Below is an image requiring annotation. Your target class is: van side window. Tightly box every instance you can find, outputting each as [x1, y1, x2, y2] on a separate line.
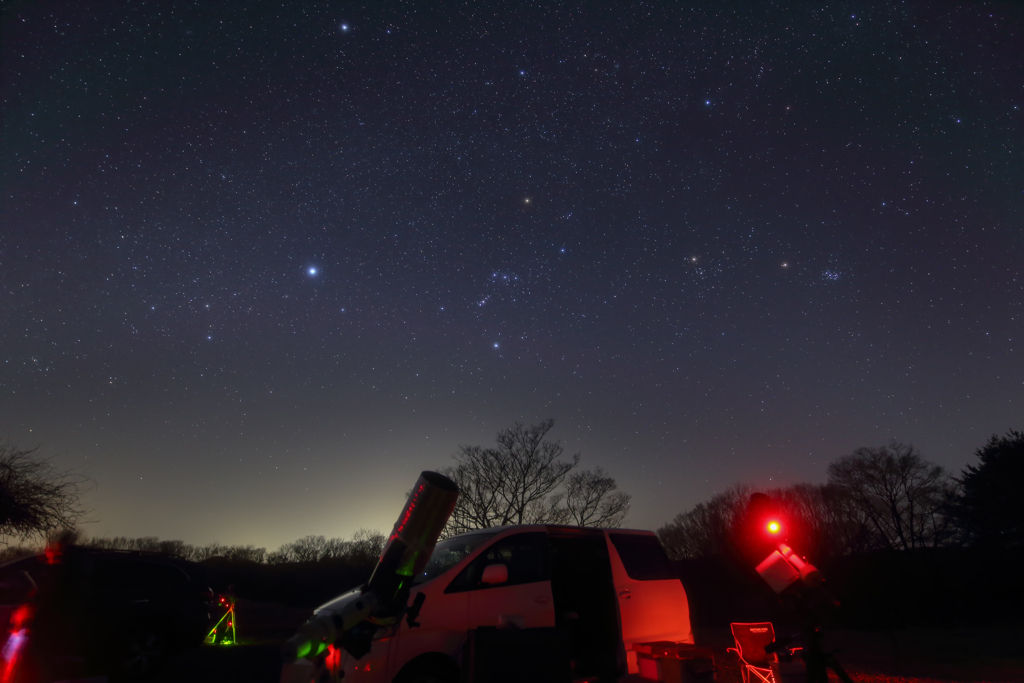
[609, 533, 676, 581]
[445, 532, 548, 593]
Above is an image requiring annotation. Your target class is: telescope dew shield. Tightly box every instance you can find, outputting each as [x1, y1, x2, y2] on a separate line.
[368, 471, 459, 604]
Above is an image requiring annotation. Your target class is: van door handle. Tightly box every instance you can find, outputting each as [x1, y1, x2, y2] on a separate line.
[534, 596, 550, 604]
[618, 590, 631, 599]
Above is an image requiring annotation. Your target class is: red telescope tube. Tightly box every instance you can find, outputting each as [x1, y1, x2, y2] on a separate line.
[368, 470, 459, 604]
[283, 471, 458, 663]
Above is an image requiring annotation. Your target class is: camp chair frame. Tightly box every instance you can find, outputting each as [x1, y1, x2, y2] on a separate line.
[727, 622, 778, 683]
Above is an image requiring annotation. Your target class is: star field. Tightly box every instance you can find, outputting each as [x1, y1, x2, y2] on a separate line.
[1, 1, 1021, 548]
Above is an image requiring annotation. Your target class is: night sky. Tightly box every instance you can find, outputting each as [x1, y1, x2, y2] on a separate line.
[3, 1, 1021, 550]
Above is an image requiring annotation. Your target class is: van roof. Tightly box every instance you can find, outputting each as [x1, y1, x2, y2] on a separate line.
[445, 525, 657, 541]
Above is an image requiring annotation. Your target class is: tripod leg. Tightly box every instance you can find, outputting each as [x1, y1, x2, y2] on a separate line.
[826, 655, 855, 683]
[207, 609, 230, 644]
[803, 659, 829, 683]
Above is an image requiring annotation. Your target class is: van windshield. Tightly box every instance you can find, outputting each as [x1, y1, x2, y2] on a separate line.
[414, 531, 500, 585]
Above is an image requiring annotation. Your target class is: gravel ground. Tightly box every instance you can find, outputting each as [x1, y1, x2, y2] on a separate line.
[150, 643, 283, 683]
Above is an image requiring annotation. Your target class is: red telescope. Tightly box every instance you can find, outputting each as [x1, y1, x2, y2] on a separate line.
[283, 471, 459, 663]
[368, 470, 460, 605]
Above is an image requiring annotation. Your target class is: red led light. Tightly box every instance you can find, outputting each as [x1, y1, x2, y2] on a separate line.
[766, 520, 781, 534]
[44, 544, 62, 565]
[2, 604, 33, 682]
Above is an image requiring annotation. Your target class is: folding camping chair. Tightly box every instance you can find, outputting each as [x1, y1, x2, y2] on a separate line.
[727, 622, 778, 683]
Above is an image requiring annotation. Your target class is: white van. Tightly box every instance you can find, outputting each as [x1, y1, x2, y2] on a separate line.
[322, 524, 693, 683]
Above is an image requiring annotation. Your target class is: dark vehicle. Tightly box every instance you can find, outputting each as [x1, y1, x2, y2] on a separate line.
[0, 546, 212, 681]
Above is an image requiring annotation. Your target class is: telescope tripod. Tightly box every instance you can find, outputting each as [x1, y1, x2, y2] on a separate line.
[787, 627, 854, 683]
[205, 595, 237, 646]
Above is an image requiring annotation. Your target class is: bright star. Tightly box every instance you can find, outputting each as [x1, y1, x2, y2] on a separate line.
[308, 267, 318, 276]
[493, 343, 499, 348]
[340, 23, 349, 32]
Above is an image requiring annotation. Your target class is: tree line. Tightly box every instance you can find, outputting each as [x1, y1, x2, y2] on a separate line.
[2, 419, 626, 560]
[657, 431, 1023, 562]
[7, 423, 1017, 567]
[0, 529, 387, 565]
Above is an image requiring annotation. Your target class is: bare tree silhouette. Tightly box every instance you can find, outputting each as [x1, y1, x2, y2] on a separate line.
[0, 444, 87, 544]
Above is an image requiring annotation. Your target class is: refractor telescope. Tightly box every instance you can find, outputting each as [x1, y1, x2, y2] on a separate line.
[282, 471, 459, 663]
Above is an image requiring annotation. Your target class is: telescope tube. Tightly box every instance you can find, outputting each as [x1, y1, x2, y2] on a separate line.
[368, 470, 459, 604]
[282, 471, 458, 663]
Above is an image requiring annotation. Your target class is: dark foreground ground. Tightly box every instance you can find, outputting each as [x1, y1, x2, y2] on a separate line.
[144, 602, 1024, 683]
[697, 627, 1024, 683]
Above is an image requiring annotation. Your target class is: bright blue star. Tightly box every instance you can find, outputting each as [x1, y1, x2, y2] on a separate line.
[493, 343, 500, 348]
[339, 23, 349, 32]
[308, 267, 318, 276]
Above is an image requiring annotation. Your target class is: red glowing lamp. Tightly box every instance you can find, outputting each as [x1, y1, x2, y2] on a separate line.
[766, 520, 781, 535]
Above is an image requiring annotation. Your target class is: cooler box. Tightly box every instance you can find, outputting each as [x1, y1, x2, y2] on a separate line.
[635, 641, 715, 683]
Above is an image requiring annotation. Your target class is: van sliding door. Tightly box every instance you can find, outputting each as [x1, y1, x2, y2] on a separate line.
[607, 532, 694, 672]
[547, 529, 622, 680]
